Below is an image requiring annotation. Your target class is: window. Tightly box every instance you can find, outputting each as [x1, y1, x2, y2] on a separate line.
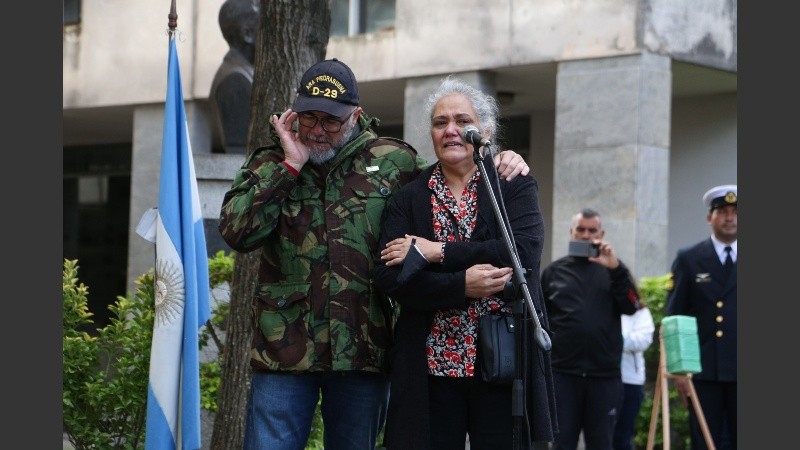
[331, 0, 395, 37]
[64, 0, 81, 26]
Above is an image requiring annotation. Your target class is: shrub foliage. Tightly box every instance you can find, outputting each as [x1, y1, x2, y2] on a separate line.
[63, 258, 154, 449]
[62, 252, 326, 449]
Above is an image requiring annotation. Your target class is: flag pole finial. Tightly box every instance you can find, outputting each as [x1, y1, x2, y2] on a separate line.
[168, 0, 178, 35]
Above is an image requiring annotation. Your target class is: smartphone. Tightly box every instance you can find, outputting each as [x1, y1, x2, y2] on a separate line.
[568, 240, 600, 257]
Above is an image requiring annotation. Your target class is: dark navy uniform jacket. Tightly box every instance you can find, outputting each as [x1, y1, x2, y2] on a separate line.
[666, 237, 737, 382]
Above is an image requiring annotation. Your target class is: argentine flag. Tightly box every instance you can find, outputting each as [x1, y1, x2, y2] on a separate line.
[144, 36, 211, 450]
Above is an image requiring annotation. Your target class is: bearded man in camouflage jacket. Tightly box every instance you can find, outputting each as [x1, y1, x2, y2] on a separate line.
[219, 58, 530, 450]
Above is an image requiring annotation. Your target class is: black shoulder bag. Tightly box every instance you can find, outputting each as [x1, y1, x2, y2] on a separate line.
[478, 313, 516, 384]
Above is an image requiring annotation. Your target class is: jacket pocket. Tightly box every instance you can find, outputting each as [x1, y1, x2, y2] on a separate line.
[255, 282, 312, 368]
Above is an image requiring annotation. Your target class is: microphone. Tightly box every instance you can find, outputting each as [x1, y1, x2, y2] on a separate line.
[461, 125, 491, 148]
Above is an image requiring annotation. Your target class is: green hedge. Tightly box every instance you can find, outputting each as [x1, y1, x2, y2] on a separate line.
[63, 252, 326, 450]
[63, 258, 154, 449]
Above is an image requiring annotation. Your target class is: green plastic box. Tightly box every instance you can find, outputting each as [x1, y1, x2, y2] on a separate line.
[662, 315, 702, 374]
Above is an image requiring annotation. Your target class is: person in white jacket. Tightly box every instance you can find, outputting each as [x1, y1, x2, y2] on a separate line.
[613, 304, 655, 450]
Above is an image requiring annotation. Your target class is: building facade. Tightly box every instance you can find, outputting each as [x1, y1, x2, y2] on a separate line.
[63, 0, 737, 326]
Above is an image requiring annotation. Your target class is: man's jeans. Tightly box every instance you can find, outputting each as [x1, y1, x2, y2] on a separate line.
[243, 370, 390, 450]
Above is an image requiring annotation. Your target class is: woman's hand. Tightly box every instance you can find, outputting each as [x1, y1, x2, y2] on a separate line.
[381, 234, 439, 266]
[465, 264, 512, 298]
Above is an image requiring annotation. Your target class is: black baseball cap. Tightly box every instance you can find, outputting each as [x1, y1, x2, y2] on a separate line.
[292, 58, 359, 117]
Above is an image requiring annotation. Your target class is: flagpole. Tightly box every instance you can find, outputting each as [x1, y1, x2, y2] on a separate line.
[168, 0, 177, 36]
[144, 2, 211, 448]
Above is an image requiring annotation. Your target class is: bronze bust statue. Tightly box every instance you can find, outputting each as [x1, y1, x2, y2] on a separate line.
[209, 0, 259, 154]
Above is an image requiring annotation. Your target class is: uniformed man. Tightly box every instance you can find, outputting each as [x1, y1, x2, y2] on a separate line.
[666, 184, 737, 450]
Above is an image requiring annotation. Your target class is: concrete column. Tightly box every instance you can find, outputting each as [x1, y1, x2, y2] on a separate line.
[403, 71, 497, 165]
[552, 53, 671, 278]
[127, 104, 162, 293]
[529, 110, 556, 267]
[126, 102, 240, 294]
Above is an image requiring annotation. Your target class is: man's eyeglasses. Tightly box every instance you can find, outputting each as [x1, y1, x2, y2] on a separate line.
[297, 109, 355, 133]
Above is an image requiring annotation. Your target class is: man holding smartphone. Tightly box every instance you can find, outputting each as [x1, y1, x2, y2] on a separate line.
[541, 207, 641, 450]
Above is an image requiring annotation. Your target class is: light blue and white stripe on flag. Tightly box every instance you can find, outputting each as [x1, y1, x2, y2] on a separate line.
[145, 35, 211, 450]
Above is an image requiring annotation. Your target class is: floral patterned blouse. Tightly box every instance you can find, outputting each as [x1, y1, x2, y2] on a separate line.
[425, 163, 510, 378]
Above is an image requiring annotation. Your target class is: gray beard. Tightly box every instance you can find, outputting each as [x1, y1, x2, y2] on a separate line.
[308, 148, 337, 165]
[308, 122, 358, 165]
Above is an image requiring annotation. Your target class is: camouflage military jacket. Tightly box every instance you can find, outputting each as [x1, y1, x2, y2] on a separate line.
[219, 114, 426, 373]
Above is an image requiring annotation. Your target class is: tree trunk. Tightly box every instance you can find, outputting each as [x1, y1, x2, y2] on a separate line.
[208, 251, 257, 450]
[249, 0, 331, 149]
[210, 2, 330, 449]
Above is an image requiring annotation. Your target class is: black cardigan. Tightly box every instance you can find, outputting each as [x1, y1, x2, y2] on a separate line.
[372, 162, 557, 449]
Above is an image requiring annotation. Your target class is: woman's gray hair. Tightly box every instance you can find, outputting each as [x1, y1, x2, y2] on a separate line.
[424, 76, 502, 142]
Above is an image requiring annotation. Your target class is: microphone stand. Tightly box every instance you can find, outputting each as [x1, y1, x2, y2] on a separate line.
[472, 143, 551, 450]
